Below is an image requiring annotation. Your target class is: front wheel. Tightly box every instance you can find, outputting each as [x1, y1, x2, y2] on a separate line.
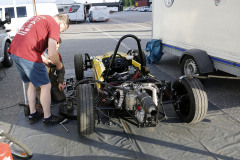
[172, 78, 208, 123]
[0, 132, 33, 159]
[74, 54, 84, 81]
[76, 84, 95, 135]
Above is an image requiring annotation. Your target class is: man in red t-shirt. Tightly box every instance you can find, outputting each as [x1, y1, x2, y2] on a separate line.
[9, 14, 69, 126]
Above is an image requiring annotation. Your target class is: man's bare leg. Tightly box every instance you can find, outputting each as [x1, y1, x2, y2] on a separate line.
[27, 82, 37, 114]
[40, 82, 51, 118]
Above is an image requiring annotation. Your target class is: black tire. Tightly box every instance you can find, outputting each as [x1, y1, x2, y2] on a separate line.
[76, 84, 95, 135]
[74, 54, 84, 81]
[24, 105, 30, 116]
[2, 42, 13, 67]
[181, 56, 200, 78]
[0, 132, 33, 159]
[172, 77, 208, 123]
[133, 49, 146, 66]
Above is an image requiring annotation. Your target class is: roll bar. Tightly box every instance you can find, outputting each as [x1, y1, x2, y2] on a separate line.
[105, 34, 146, 78]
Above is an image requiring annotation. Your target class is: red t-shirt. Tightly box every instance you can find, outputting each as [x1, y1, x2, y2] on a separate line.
[8, 15, 60, 63]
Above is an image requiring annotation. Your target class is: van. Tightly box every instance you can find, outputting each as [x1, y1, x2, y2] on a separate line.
[0, 12, 12, 67]
[0, 3, 58, 37]
[89, 6, 110, 22]
[67, 3, 91, 23]
[57, 4, 71, 14]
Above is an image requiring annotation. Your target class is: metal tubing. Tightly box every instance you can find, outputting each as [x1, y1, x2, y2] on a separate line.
[22, 81, 28, 105]
[106, 34, 145, 78]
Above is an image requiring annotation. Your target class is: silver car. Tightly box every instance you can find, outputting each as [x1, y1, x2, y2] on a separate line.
[0, 11, 12, 67]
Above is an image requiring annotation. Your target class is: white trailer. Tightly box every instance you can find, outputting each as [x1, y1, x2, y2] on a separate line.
[89, 6, 110, 22]
[152, 0, 240, 77]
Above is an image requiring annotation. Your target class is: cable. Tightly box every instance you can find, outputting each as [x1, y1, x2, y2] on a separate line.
[75, 79, 126, 91]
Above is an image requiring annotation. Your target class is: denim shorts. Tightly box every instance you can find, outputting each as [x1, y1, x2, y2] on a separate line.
[11, 54, 50, 87]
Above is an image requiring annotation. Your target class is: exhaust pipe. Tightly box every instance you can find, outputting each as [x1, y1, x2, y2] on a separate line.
[137, 92, 157, 116]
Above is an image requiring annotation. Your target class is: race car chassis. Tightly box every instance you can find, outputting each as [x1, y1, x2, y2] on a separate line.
[59, 34, 208, 135]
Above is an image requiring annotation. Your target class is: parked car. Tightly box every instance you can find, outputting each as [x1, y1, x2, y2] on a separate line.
[132, 7, 140, 11]
[131, 7, 137, 11]
[0, 12, 13, 67]
[123, 7, 132, 11]
[138, 6, 150, 12]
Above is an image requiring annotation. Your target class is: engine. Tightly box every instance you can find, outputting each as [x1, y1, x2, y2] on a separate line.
[114, 83, 159, 123]
[98, 52, 160, 125]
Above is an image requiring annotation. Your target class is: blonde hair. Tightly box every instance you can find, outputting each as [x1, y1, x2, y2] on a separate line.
[54, 14, 69, 29]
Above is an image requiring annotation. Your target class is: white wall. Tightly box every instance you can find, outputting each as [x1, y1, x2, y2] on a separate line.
[0, 0, 55, 5]
[153, 0, 240, 63]
[0, 0, 120, 5]
[55, 0, 120, 4]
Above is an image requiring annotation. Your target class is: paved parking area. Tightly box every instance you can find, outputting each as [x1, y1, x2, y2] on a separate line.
[0, 11, 240, 159]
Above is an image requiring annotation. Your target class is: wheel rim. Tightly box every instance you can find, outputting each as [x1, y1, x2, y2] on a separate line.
[184, 59, 197, 77]
[7, 53, 12, 63]
[6, 44, 13, 63]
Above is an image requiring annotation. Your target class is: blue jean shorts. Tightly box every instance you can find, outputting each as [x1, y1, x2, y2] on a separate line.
[11, 54, 50, 87]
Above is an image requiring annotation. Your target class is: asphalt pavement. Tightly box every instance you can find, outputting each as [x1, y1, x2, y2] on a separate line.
[0, 11, 240, 155]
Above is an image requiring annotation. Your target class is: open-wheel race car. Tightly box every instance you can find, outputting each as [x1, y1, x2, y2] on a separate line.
[60, 34, 208, 135]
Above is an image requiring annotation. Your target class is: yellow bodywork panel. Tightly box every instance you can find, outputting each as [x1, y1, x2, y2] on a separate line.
[92, 58, 105, 89]
[92, 51, 149, 90]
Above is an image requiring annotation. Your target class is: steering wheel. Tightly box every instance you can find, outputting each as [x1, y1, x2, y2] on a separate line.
[109, 53, 124, 69]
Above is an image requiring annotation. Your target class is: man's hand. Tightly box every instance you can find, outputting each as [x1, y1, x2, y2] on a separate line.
[58, 83, 65, 91]
[41, 55, 53, 67]
[56, 62, 63, 70]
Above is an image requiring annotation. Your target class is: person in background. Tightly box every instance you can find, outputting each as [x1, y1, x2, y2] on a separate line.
[9, 14, 69, 126]
[37, 37, 66, 104]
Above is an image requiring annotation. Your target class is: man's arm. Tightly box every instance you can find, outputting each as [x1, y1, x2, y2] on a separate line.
[56, 62, 65, 84]
[41, 54, 53, 67]
[56, 62, 65, 91]
[47, 38, 62, 70]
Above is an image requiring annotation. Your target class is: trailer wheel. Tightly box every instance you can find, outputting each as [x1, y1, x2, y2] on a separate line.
[2, 42, 13, 67]
[172, 77, 208, 123]
[74, 54, 84, 81]
[181, 56, 200, 78]
[76, 84, 95, 135]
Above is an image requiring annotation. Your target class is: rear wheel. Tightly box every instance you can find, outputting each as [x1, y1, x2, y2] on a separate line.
[76, 84, 95, 135]
[2, 42, 13, 67]
[172, 78, 208, 123]
[74, 54, 84, 81]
